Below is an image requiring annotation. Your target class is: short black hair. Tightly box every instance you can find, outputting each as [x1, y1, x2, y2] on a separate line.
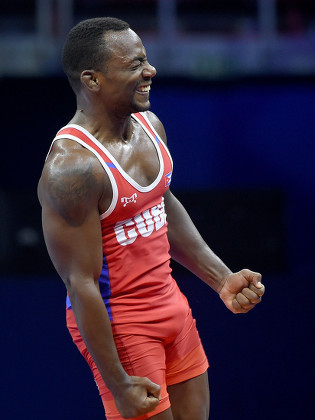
[62, 17, 130, 91]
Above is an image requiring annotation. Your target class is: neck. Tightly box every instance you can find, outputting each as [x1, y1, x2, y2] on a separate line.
[71, 103, 133, 144]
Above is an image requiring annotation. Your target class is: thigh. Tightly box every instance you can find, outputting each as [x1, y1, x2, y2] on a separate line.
[168, 371, 210, 420]
[68, 314, 173, 420]
[149, 407, 173, 419]
[96, 333, 173, 420]
[164, 312, 209, 389]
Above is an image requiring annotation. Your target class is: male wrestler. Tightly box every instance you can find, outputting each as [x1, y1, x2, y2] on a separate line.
[38, 17, 265, 420]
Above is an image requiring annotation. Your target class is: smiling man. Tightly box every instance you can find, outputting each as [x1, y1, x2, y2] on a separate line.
[38, 17, 265, 420]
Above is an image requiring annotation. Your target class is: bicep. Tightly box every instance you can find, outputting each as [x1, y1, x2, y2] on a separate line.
[164, 190, 183, 242]
[164, 189, 181, 223]
[42, 204, 103, 289]
[39, 150, 105, 289]
[164, 189, 202, 246]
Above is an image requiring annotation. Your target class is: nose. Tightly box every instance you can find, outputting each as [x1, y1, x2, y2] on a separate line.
[143, 62, 157, 78]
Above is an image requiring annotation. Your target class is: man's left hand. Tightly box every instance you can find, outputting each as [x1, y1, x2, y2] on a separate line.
[219, 269, 265, 314]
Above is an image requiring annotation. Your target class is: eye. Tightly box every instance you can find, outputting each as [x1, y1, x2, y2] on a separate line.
[130, 57, 148, 71]
[130, 60, 141, 70]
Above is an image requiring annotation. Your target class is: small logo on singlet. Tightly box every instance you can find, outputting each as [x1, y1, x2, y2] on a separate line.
[165, 171, 172, 187]
[121, 193, 137, 207]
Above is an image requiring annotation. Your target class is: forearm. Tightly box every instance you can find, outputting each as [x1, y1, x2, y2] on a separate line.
[68, 281, 128, 394]
[166, 192, 232, 293]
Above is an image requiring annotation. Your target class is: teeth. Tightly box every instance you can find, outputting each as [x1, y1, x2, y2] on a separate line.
[138, 85, 150, 92]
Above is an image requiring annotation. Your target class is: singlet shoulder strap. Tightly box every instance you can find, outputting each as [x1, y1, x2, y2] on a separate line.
[132, 112, 173, 167]
[47, 124, 118, 219]
[132, 112, 157, 139]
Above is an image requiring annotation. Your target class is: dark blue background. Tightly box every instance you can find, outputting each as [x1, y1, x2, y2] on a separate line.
[1, 76, 314, 419]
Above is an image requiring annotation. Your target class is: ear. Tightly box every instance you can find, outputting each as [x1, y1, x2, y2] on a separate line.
[80, 70, 100, 91]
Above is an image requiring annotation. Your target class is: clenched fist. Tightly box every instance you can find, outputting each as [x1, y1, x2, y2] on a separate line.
[114, 375, 161, 419]
[219, 269, 265, 314]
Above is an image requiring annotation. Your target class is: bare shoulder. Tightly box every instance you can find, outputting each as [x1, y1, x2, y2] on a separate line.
[38, 139, 106, 226]
[143, 111, 168, 144]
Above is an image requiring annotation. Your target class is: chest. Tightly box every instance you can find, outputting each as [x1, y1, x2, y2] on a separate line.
[105, 124, 160, 187]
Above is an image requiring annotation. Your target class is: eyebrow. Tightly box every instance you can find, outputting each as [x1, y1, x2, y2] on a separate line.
[130, 55, 147, 63]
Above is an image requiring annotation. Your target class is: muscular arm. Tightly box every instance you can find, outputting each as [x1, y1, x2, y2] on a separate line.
[164, 189, 231, 292]
[146, 111, 265, 313]
[38, 141, 160, 417]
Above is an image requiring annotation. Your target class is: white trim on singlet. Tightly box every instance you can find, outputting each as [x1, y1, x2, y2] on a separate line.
[50, 134, 118, 220]
[49, 113, 170, 220]
[133, 112, 174, 169]
[64, 122, 164, 193]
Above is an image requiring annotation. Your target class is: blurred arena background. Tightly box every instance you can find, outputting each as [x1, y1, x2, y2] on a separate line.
[0, 1, 314, 419]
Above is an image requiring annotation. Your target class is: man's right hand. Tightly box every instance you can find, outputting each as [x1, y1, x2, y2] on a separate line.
[114, 376, 161, 419]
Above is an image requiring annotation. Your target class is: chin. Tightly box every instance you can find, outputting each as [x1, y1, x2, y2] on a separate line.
[131, 101, 151, 113]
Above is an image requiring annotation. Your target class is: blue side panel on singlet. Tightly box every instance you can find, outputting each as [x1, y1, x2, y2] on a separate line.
[66, 253, 113, 321]
[98, 253, 113, 321]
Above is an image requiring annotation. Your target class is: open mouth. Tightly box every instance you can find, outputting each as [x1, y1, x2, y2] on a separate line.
[136, 85, 151, 94]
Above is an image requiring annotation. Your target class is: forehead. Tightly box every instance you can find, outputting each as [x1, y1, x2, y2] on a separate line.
[104, 29, 146, 64]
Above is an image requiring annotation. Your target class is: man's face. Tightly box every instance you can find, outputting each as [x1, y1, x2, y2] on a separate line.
[99, 29, 156, 114]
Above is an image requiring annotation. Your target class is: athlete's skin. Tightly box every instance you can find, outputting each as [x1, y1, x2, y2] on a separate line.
[38, 26, 265, 419]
